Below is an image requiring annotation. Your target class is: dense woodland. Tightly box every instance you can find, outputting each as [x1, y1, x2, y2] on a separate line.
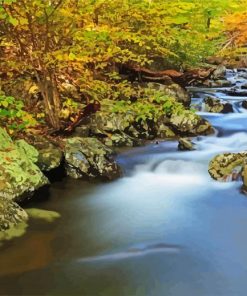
[0, 0, 246, 135]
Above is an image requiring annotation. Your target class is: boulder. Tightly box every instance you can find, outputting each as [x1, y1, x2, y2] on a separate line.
[73, 126, 90, 137]
[203, 97, 233, 113]
[64, 137, 122, 180]
[211, 65, 226, 80]
[103, 132, 142, 147]
[208, 152, 247, 181]
[89, 111, 155, 141]
[0, 129, 49, 203]
[89, 112, 132, 136]
[29, 136, 63, 171]
[0, 197, 28, 231]
[169, 112, 213, 136]
[157, 123, 176, 139]
[214, 80, 232, 87]
[178, 138, 196, 151]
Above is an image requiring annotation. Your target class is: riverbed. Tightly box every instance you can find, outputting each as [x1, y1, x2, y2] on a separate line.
[1, 70, 247, 295]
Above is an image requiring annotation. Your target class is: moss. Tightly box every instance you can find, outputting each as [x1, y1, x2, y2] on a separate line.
[209, 152, 247, 181]
[15, 139, 39, 163]
[0, 128, 49, 202]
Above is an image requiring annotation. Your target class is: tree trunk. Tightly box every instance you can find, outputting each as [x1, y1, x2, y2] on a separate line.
[35, 70, 61, 130]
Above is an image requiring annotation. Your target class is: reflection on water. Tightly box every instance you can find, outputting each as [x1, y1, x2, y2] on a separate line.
[2, 70, 247, 295]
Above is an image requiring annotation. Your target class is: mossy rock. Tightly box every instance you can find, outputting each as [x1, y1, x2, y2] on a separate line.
[208, 152, 247, 181]
[103, 132, 142, 147]
[178, 138, 196, 151]
[203, 97, 233, 114]
[0, 128, 49, 202]
[169, 112, 213, 136]
[146, 82, 191, 107]
[157, 124, 176, 139]
[90, 112, 133, 135]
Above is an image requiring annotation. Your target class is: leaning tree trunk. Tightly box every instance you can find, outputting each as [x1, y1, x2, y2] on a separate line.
[35, 70, 61, 130]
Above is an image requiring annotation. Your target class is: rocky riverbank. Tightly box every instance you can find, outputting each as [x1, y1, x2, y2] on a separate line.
[0, 65, 231, 232]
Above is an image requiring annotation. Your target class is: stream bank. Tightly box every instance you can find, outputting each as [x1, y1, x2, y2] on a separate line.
[1, 68, 247, 295]
[1, 66, 224, 232]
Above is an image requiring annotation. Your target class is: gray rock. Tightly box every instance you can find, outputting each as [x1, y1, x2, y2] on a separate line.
[202, 79, 231, 88]
[74, 126, 90, 137]
[169, 112, 213, 136]
[211, 65, 226, 80]
[29, 136, 63, 171]
[203, 97, 233, 113]
[103, 132, 142, 147]
[178, 138, 195, 151]
[0, 197, 28, 231]
[89, 112, 132, 136]
[64, 137, 122, 180]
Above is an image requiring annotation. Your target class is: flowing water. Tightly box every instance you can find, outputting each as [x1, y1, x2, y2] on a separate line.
[2, 70, 247, 295]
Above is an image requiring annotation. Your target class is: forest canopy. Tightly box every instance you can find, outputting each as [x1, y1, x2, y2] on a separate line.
[0, 0, 246, 131]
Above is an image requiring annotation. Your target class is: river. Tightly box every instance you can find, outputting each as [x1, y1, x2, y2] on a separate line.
[1, 69, 247, 295]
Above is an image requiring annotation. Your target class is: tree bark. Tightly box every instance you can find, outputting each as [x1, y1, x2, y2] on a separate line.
[35, 70, 61, 130]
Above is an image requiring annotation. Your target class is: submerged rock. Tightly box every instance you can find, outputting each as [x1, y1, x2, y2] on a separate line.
[0, 128, 49, 202]
[0, 221, 28, 245]
[203, 97, 233, 113]
[64, 137, 122, 180]
[178, 138, 196, 151]
[26, 208, 61, 222]
[208, 152, 247, 181]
